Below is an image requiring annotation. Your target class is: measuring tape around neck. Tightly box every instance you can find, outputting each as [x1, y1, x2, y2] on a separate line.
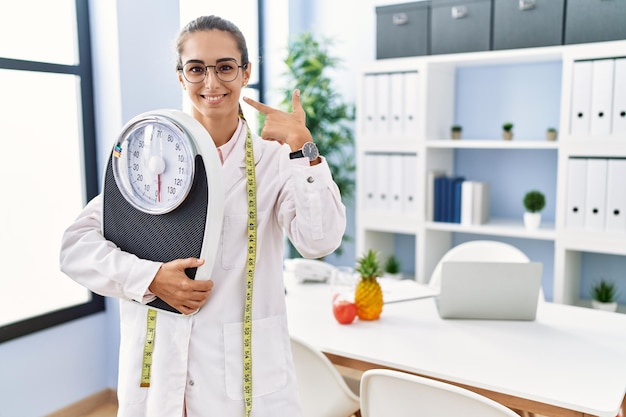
[138, 121, 257, 417]
[243, 123, 257, 417]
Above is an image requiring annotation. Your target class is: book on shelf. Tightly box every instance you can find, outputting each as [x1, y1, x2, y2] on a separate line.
[461, 181, 490, 225]
[426, 170, 446, 221]
[430, 173, 489, 225]
[433, 174, 465, 223]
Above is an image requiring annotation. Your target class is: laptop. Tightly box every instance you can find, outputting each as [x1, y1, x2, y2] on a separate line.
[436, 261, 543, 320]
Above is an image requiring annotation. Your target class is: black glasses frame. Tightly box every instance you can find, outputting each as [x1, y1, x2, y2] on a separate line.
[177, 60, 249, 84]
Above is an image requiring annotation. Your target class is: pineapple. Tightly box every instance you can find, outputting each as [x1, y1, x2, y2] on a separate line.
[354, 249, 384, 320]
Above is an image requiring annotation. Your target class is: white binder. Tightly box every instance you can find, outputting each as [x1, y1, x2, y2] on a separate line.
[363, 153, 378, 211]
[460, 180, 475, 226]
[570, 61, 593, 136]
[565, 158, 587, 229]
[605, 159, 626, 233]
[403, 71, 420, 134]
[389, 153, 404, 213]
[376, 154, 391, 211]
[363, 74, 377, 135]
[426, 170, 445, 221]
[590, 59, 615, 136]
[402, 154, 418, 214]
[390, 73, 404, 137]
[375, 74, 390, 135]
[612, 58, 626, 136]
[472, 182, 490, 225]
[584, 158, 608, 231]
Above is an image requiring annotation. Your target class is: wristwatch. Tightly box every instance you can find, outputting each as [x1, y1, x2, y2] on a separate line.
[289, 142, 319, 161]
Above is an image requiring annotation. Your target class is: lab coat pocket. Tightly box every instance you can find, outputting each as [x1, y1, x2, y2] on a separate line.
[221, 210, 268, 270]
[223, 315, 288, 399]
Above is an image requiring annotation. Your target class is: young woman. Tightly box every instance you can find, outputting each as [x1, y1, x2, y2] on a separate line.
[60, 15, 346, 417]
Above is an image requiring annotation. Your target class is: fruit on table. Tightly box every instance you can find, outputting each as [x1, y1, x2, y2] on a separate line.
[354, 249, 384, 320]
[333, 300, 357, 324]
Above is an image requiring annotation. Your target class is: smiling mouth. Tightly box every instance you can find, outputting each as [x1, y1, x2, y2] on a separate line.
[202, 94, 226, 102]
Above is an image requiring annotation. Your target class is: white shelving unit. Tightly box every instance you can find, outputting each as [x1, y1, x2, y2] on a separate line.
[355, 40, 626, 308]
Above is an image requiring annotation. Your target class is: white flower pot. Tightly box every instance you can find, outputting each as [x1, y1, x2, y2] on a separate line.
[524, 212, 541, 230]
[591, 300, 618, 312]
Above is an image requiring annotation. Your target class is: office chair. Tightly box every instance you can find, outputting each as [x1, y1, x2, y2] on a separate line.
[360, 369, 520, 417]
[428, 240, 544, 301]
[290, 335, 361, 417]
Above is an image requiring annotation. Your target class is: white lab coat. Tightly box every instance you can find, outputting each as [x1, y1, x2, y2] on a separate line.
[60, 123, 346, 417]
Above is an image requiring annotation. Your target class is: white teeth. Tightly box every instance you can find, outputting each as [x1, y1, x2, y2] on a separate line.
[205, 95, 223, 102]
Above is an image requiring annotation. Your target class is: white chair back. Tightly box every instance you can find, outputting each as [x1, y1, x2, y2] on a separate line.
[290, 336, 360, 417]
[360, 369, 520, 417]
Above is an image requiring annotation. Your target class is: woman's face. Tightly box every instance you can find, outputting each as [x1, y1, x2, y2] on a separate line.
[178, 29, 251, 122]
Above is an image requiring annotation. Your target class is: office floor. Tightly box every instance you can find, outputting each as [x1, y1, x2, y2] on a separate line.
[80, 403, 117, 417]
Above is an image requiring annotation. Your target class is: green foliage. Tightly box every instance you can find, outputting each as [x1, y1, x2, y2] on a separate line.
[356, 249, 383, 279]
[451, 125, 462, 132]
[273, 32, 356, 258]
[523, 190, 546, 213]
[547, 127, 557, 133]
[276, 32, 355, 202]
[592, 279, 618, 303]
[502, 122, 514, 131]
[384, 255, 401, 274]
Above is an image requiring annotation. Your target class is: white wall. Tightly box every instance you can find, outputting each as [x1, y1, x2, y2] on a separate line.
[288, 0, 411, 104]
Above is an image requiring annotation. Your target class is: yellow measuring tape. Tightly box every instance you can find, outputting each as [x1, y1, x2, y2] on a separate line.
[243, 125, 257, 417]
[140, 308, 157, 387]
[138, 122, 257, 417]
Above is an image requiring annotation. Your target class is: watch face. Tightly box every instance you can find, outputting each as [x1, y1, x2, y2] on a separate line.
[302, 142, 319, 161]
[112, 116, 196, 214]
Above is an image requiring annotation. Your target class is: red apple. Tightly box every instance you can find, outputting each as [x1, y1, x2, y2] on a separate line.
[333, 300, 357, 324]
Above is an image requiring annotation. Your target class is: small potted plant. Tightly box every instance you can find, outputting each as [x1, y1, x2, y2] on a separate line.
[591, 279, 618, 312]
[523, 190, 545, 230]
[451, 125, 462, 140]
[383, 255, 402, 280]
[546, 127, 558, 141]
[502, 122, 514, 140]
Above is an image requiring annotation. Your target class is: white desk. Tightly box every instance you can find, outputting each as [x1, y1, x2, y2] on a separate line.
[284, 278, 626, 417]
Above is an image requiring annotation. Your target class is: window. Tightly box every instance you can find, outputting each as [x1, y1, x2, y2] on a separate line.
[0, 0, 102, 343]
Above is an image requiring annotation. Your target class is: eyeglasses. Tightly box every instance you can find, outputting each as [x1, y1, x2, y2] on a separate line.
[178, 59, 248, 83]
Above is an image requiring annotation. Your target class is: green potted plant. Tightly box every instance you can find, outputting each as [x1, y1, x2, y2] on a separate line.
[591, 279, 618, 312]
[451, 124, 462, 140]
[274, 32, 356, 258]
[383, 254, 402, 280]
[546, 127, 558, 142]
[502, 122, 514, 140]
[523, 190, 545, 230]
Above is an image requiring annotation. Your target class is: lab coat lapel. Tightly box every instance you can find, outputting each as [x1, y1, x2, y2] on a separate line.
[221, 127, 263, 197]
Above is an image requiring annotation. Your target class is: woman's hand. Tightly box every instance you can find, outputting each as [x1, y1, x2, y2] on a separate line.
[243, 89, 314, 152]
[148, 258, 213, 315]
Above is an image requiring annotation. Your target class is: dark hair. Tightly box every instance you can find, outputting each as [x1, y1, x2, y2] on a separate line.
[175, 15, 249, 70]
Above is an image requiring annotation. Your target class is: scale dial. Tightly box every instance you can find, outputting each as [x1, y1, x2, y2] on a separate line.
[112, 115, 196, 214]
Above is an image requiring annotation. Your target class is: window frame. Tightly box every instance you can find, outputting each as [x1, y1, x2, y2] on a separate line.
[0, 0, 103, 343]
[255, 0, 266, 103]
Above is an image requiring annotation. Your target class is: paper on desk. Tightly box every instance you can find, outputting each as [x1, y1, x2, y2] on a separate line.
[379, 278, 440, 304]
